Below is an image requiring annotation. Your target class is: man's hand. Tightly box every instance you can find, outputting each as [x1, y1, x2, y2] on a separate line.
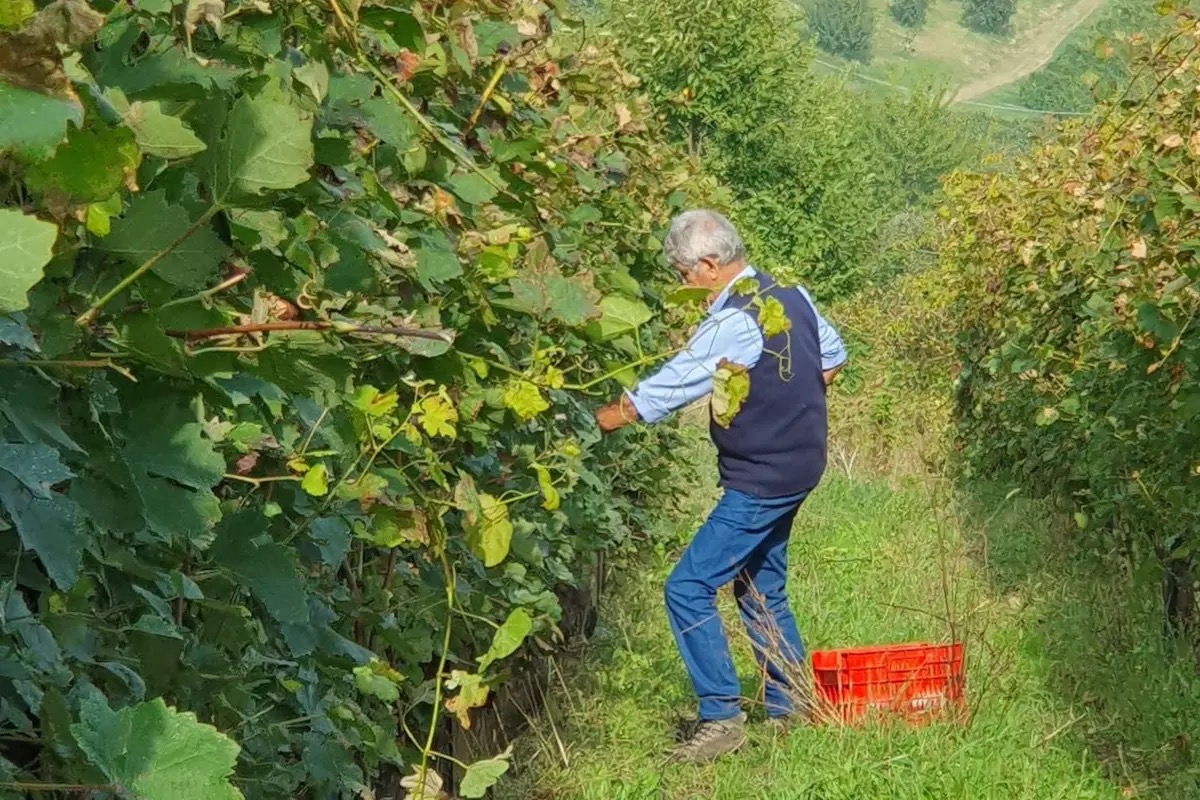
[823, 365, 844, 387]
[595, 394, 639, 433]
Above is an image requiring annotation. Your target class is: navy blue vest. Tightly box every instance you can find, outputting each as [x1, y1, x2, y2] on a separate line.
[709, 272, 828, 498]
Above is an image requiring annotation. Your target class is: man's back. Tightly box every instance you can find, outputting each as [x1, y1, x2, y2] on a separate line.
[709, 272, 828, 498]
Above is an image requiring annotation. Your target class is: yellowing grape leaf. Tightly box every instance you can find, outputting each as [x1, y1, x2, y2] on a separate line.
[444, 670, 489, 729]
[756, 296, 791, 337]
[533, 464, 559, 511]
[711, 359, 750, 428]
[369, 506, 428, 547]
[465, 493, 512, 567]
[502, 380, 549, 421]
[301, 463, 329, 496]
[351, 385, 399, 417]
[415, 390, 457, 439]
[503, 271, 601, 326]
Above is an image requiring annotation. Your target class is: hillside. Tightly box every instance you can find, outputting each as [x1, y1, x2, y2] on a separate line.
[809, 0, 1108, 101]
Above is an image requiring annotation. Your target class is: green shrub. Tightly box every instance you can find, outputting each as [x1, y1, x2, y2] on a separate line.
[962, 0, 1018, 34]
[943, 18, 1200, 626]
[807, 0, 876, 62]
[891, 0, 929, 28]
[0, 1, 712, 796]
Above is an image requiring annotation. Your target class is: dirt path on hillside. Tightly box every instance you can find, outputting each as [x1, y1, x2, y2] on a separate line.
[952, 0, 1106, 103]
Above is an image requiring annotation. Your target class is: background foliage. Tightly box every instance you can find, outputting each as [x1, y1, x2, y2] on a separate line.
[890, 0, 929, 30]
[0, 0, 719, 796]
[961, 0, 1018, 35]
[806, 0, 876, 63]
[944, 16, 1200, 631]
[601, 0, 992, 299]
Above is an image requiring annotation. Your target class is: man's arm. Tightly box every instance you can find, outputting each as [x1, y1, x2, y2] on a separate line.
[798, 286, 847, 386]
[595, 308, 761, 433]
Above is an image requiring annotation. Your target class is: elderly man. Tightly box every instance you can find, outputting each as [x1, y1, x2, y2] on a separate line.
[594, 210, 847, 763]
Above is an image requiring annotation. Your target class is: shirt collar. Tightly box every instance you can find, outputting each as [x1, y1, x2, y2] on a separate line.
[709, 265, 758, 313]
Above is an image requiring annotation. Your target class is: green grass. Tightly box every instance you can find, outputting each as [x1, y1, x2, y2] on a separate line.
[495, 437, 1200, 799]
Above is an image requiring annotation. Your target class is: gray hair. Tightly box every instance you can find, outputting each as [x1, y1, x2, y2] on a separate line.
[662, 210, 746, 268]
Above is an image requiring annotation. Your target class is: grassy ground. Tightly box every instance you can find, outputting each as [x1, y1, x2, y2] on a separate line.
[495, 434, 1200, 799]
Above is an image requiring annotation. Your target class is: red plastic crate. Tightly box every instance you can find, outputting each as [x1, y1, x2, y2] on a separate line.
[810, 642, 965, 724]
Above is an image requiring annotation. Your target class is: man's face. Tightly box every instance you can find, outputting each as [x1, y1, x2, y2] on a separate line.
[674, 257, 721, 288]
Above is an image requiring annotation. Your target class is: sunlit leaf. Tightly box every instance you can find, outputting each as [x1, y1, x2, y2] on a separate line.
[477, 608, 533, 672]
[465, 494, 513, 567]
[210, 87, 314, 202]
[72, 694, 243, 800]
[710, 359, 750, 428]
[502, 380, 549, 421]
[584, 295, 653, 341]
[0, 209, 57, 313]
[301, 463, 330, 496]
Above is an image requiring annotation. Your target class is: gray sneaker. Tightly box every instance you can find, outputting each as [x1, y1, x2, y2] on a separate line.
[668, 713, 747, 763]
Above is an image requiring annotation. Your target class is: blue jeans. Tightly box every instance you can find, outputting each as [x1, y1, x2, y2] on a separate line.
[664, 488, 809, 721]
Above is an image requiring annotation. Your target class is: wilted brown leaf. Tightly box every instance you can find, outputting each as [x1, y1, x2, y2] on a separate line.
[185, 0, 225, 35]
[0, 0, 104, 93]
[1130, 236, 1148, 259]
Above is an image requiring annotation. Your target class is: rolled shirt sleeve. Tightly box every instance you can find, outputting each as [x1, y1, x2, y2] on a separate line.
[625, 307, 763, 424]
[797, 286, 847, 371]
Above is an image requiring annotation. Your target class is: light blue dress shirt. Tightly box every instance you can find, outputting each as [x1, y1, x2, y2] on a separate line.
[627, 266, 847, 424]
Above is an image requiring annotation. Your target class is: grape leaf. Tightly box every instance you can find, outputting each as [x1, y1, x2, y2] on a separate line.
[504, 272, 601, 326]
[0, 374, 82, 452]
[100, 191, 228, 289]
[444, 670, 489, 729]
[360, 97, 418, 149]
[583, 295, 653, 341]
[71, 694, 243, 800]
[477, 608, 532, 673]
[414, 234, 462, 287]
[465, 494, 513, 567]
[710, 359, 750, 429]
[25, 125, 140, 204]
[756, 296, 790, 337]
[0, 474, 86, 589]
[309, 516, 351, 566]
[0, 208, 57, 313]
[447, 171, 500, 205]
[501, 380, 549, 421]
[0, 312, 37, 350]
[0, 82, 81, 158]
[353, 659, 403, 703]
[122, 98, 207, 159]
[210, 87, 314, 202]
[212, 512, 310, 625]
[300, 463, 329, 496]
[0, 443, 73, 497]
[123, 415, 225, 490]
[459, 755, 511, 799]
